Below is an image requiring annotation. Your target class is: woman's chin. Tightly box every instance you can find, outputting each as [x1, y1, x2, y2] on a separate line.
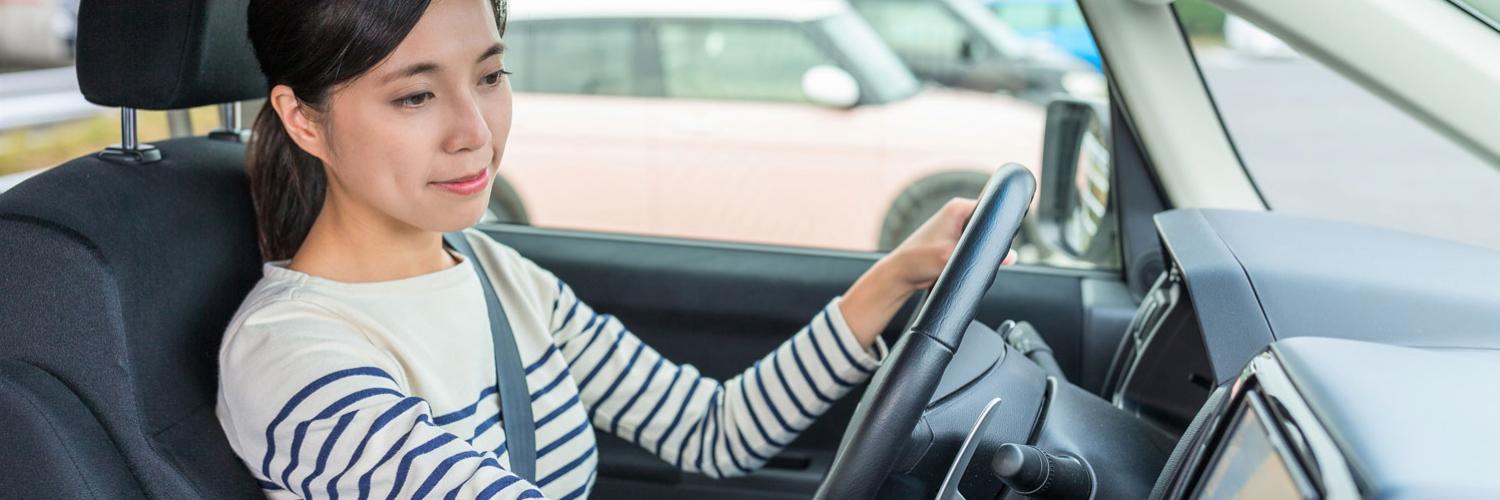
[425, 204, 490, 234]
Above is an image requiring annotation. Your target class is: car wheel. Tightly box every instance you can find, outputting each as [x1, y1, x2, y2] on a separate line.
[484, 175, 530, 225]
[878, 171, 988, 251]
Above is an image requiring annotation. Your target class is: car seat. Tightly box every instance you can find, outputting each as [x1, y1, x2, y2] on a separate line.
[0, 0, 269, 497]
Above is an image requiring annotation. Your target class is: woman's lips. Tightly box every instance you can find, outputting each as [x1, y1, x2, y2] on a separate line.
[431, 168, 491, 196]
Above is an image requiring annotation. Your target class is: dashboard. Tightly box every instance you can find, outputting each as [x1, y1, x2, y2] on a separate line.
[1101, 208, 1500, 431]
[1154, 349, 1357, 499]
[1106, 209, 1500, 498]
[908, 209, 1500, 499]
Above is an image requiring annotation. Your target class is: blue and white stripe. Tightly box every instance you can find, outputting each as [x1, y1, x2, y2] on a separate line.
[222, 249, 882, 499]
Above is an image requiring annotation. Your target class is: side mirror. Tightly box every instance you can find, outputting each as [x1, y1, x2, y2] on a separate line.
[802, 65, 861, 108]
[1023, 98, 1116, 265]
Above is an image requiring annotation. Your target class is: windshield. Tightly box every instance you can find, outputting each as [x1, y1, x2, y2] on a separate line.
[1179, 1, 1500, 251]
[819, 11, 923, 102]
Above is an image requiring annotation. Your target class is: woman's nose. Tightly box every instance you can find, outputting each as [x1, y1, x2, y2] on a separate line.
[442, 91, 490, 155]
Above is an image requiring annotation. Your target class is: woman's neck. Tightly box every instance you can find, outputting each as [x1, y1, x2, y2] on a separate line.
[287, 196, 458, 283]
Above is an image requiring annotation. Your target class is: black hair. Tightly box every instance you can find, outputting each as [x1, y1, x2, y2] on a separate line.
[245, 0, 507, 261]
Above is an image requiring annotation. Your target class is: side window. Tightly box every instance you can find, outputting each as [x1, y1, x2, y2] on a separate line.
[505, 21, 638, 96]
[655, 21, 836, 103]
[850, 0, 973, 64]
[489, 6, 1115, 270]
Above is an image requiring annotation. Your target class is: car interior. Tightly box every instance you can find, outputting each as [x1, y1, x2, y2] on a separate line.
[0, 2, 1139, 497]
[3, 0, 1498, 499]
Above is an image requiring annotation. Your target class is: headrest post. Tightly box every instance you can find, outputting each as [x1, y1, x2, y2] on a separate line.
[209, 101, 250, 143]
[219, 102, 240, 131]
[97, 107, 162, 165]
[121, 108, 139, 150]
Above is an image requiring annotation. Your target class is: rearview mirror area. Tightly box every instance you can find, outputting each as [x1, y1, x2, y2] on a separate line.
[1023, 97, 1118, 268]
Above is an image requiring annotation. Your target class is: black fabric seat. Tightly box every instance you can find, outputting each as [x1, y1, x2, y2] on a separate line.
[0, 0, 269, 497]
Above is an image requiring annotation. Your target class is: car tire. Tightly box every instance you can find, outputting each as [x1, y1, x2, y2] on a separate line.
[485, 175, 530, 225]
[878, 171, 990, 251]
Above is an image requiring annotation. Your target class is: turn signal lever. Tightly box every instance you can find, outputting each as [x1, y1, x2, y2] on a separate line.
[991, 443, 1094, 499]
[998, 321, 1065, 380]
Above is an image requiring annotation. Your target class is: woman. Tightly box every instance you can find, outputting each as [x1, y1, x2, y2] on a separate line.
[217, 0, 993, 498]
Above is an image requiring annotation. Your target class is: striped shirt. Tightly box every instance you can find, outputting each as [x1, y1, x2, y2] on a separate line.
[215, 230, 886, 499]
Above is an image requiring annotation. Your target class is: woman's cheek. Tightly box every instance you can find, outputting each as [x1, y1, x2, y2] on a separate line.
[372, 114, 431, 180]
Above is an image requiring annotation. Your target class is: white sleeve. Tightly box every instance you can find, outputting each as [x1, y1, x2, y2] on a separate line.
[544, 279, 887, 478]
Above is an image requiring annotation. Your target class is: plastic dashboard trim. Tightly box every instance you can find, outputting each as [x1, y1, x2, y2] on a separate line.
[1152, 210, 1276, 384]
[1161, 352, 1359, 499]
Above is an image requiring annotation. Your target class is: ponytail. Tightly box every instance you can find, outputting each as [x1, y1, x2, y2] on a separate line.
[246, 103, 325, 262]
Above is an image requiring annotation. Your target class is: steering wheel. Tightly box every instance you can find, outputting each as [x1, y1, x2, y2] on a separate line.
[816, 164, 1036, 499]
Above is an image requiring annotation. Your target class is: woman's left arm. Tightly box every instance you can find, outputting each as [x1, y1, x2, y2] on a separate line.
[542, 198, 991, 478]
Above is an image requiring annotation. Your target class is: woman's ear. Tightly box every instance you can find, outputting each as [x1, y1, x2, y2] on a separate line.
[268, 85, 332, 163]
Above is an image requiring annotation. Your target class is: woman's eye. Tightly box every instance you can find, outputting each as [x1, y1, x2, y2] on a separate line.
[481, 69, 512, 87]
[396, 92, 435, 108]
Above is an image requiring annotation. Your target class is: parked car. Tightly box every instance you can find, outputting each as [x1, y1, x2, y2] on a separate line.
[495, 0, 1045, 251]
[846, 0, 1102, 103]
[985, 0, 1102, 70]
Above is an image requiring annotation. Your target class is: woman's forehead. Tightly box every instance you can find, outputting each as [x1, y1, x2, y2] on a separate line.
[379, 0, 506, 73]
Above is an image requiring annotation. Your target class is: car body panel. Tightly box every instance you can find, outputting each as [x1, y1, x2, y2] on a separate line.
[504, 88, 1041, 250]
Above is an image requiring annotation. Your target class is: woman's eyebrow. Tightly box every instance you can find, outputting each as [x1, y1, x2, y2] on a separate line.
[476, 42, 505, 64]
[382, 62, 440, 85]
[381, 42, 506, 85]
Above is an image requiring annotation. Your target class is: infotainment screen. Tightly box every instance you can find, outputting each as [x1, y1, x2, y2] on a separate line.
[1194, 394, 1309, 499]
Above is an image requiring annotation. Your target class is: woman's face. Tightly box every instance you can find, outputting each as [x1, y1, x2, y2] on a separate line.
[315, 0, 511, 233]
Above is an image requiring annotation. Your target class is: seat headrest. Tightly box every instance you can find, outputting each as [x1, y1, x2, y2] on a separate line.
[76, 0, 265, 110]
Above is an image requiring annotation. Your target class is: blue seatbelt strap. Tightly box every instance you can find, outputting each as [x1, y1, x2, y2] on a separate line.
[443, 232, 537, 482]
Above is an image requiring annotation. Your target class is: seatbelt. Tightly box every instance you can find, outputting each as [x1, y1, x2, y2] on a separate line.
[443, 232, 537, 482]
